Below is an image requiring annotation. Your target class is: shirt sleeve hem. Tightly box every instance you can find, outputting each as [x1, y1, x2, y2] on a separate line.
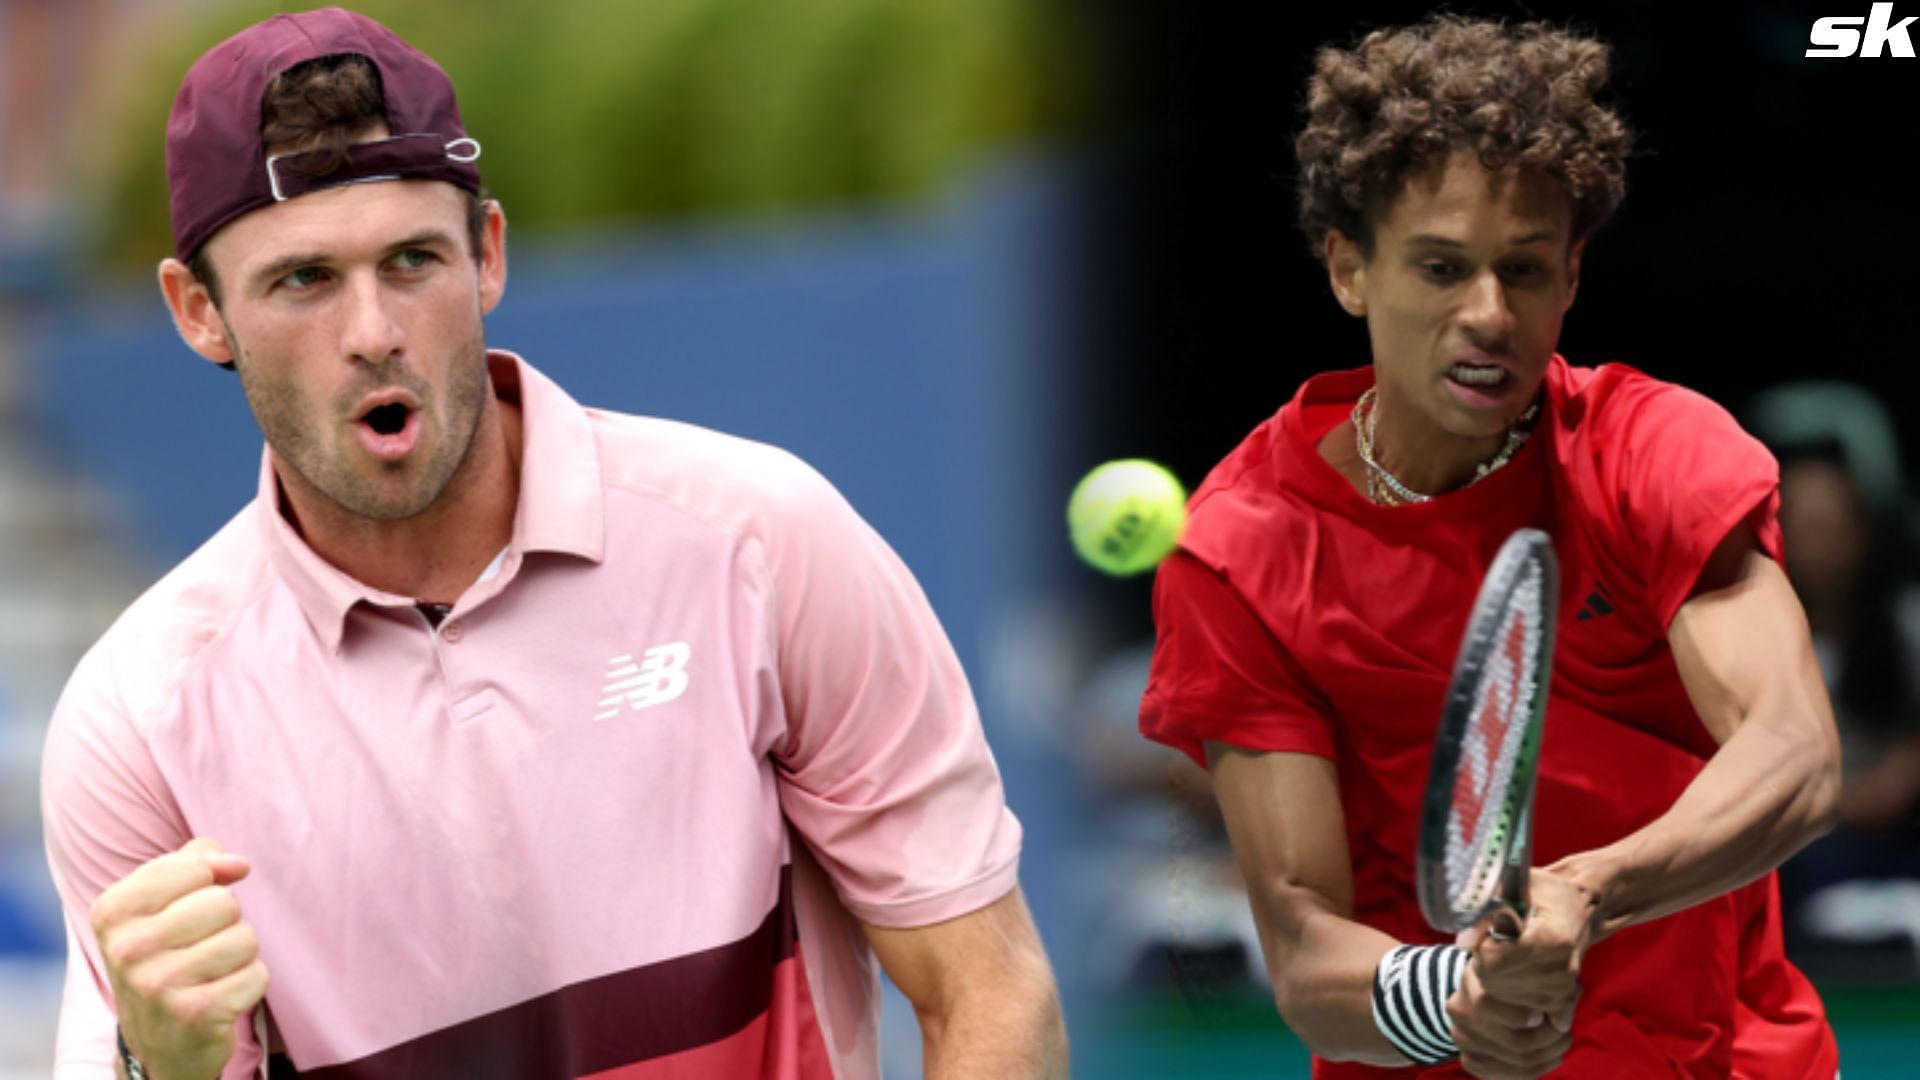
[1141, 703, 1338, 769]
[837, 851, 1022, 930]
[1653, 482, 1780, 632]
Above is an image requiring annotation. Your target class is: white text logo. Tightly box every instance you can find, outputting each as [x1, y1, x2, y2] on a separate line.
[595, 643, 691, 719]
[1809, 4, 1917, 57]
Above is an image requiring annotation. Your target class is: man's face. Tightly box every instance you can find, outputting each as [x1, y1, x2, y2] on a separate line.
[1330, 151, 1583, 439]
[196, 179, 503, 522]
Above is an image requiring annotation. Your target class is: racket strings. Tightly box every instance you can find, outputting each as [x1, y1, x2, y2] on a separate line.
[1443, 565, 1544, 916]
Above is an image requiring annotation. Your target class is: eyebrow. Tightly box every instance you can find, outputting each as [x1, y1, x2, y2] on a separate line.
[250, 251, 331, 290]
[1407, 230, 1560, 249]
[248, 230, 462, 290]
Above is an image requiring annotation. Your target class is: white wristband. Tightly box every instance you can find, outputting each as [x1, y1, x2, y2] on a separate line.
[1371, 943, 1468, 1066]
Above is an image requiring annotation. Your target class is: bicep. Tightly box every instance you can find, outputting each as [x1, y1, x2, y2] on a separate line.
[1205, 743, 1355, 958]
[1669, 529, 1837, 750]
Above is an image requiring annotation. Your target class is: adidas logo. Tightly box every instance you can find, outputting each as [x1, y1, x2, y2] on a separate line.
[594, 643, 691, 720]
[1575, 582, 1615, 622]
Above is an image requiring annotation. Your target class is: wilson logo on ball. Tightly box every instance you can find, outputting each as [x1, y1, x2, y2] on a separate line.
[1067, 459, 1187, 576]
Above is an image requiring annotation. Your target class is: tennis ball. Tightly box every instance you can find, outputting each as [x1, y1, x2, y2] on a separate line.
[1067, 459, 1187, 576]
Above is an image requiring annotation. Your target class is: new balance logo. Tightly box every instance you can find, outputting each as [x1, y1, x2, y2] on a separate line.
[1808, 4, 1917, 57]
[594, 643, 690, 719]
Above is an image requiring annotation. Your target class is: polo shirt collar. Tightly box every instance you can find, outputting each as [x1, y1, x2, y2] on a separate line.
[259, 351, 606, 652]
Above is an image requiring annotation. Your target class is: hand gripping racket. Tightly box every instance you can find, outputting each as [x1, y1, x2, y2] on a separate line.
[1417, 528, 1558, 940]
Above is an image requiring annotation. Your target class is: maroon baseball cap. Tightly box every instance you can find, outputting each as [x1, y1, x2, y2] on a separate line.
[165, 6, 482, 261]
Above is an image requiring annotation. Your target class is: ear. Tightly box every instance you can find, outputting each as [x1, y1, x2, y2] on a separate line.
[157, 258, 236, 367]
[1325, 228, 1368, 317]
[1562, 236, 1586, 313]
[477, 200, 508, 316]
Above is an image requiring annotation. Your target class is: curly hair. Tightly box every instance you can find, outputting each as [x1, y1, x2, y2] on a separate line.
[1295, 15, 1632, 263]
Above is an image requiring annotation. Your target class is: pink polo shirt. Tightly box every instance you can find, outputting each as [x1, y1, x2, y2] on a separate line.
[41, 353, 1023, 1078]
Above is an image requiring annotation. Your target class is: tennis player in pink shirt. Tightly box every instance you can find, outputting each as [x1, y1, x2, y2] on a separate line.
[38, 8, 1066, 1079]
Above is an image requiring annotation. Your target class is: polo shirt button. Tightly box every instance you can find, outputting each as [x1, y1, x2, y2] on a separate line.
[443, 621, 464, 642]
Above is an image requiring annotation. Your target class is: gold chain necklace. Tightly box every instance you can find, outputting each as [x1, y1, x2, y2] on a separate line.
[1351, 386, 1538, 506]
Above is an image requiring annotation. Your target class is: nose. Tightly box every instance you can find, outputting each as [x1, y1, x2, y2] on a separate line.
[1458, 267, 1516, 347]
[339, 271, 405, 364]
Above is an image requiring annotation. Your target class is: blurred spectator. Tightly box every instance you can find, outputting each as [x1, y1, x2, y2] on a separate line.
[1748, 382, 1920, 974]
[1068, 640, 1264, 995]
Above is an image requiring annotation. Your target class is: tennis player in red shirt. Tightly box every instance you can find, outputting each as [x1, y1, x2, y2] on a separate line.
[1140, 16, 1841, 1079]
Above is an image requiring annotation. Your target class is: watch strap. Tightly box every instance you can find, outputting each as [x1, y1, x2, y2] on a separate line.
[116, 1027, 150, 1080]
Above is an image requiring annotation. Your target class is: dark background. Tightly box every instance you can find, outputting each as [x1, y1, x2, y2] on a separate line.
[1092, 0, 1917, 489]
[1070, 0, 1919, 632]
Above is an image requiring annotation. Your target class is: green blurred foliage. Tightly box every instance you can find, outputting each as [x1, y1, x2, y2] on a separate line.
[83, 0, 1108, 270]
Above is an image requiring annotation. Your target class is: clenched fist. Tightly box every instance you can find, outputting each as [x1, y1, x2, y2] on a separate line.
[90, 838, 268, 1080]
[1446, 868, 1597, 1079]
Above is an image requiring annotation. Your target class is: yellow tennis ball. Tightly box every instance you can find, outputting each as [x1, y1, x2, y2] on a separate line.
[1067, 459, 1187, 576]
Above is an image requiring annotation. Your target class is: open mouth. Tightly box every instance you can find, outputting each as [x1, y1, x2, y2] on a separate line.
[362, 402, 411, 435]
[352, 398, 423, 461]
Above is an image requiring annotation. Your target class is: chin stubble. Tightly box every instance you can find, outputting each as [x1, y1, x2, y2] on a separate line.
[230, 324, 493, 523]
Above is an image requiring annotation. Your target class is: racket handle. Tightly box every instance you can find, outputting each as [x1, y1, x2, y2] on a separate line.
[1492, 830, 1532, 941]
[1487, 903, 1525, 942]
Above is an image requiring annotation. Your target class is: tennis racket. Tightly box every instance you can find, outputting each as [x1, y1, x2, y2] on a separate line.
[1416, 527, 1558, 940]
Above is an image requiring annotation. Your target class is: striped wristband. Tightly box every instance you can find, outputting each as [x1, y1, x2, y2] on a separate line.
[1371, 943, 1468, 1066]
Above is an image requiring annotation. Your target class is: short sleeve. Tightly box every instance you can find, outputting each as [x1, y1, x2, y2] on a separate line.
[762, 460, 1020, 930]
[1602, 380, 1783, 628]
[1139, 550, 1338, 770]
[40, 663, 266, 1079]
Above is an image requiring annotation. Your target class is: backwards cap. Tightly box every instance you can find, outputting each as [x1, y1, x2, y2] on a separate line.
[165, 6, 481, 261]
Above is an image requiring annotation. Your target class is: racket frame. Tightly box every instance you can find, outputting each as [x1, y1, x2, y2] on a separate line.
[1416, 527, 1559, 936]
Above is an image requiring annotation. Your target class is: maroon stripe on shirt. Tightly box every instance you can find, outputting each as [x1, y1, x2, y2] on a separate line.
[279, 865, 804, 1078]
[574, 949, 832, 1079]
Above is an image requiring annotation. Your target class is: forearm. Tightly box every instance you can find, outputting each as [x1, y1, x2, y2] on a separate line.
[1206, 746, 1411, 1065]
[1554, 703, 1839, 938]
[916, 971, 1067, 1080]
[1252, 888, 1405, 1065]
